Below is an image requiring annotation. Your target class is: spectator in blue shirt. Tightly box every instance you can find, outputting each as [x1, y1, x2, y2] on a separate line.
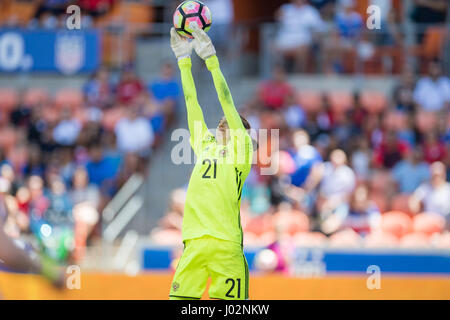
[85, 143, 121, 197]
[392, 148, 430, 194]
[148, 62, 181, 131]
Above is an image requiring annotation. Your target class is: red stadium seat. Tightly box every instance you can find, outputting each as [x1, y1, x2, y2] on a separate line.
[329, 229, 362, 248]
[412, 212, 446, 236]
[102, 107, 127, 131]
[257, 231, 277, 246]
[273, 209, 309, 236]
[244, 214, 275, 237]
[150, 228, 182, 245]
[54, 89, 84, 110]
[364, 230, 400, 248]
[327, 91, 353, 114]
[296, 91, 322, 113]
[293, 232, 328, 247]
[360, 91, 388, 113]
[369, 192, 388, 213]
[23, 88, 49, 106]
[0, 88, 18, 112]
[400, 232, 430, 248]
[433, 232, 450, 249]
[380, 211, 413, 239]
[390, 194, 412, 215]
[369, 170, 393, 193]
[0, 127, 17, 153]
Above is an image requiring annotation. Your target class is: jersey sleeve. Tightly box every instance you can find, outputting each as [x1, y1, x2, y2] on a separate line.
[205, 55, 252, 170]
[178, 57, 214, 155]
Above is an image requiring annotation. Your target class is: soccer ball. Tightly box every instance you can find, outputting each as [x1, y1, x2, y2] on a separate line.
[173, 1, 212, 39]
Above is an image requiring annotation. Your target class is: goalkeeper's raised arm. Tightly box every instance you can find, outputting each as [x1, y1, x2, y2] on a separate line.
[190, 25, 252, 167]
[170, 28, 211, 155]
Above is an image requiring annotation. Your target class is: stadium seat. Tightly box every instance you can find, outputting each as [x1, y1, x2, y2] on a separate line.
[329, 229, 362, 248]
[244, 214, 275, 237]
[360, 91, 388, 113]
[54, 89, 84, 110]
[433, 232, 450, 249]
[400, 232, 430, 248]
[150, 228, 182, 245]
[369, 192, 388, 213]
[364, 230, 399, 248]
[382, 110, 409, 131]
[296, 91, 322, 113]
[412, 212, 446, 236]
[293, 232, 328, 247]
[380, 211, 413, 239]
[390, 194, 412, 215]
[102, 107, 128, 131]
[327, 91, 353, 113]
[0, 88, 19, 112]
[0, 127, 18, 153]
[369, 170, 393, 194]
[23, 88, 49, 106]
[273, 209, 309, 236]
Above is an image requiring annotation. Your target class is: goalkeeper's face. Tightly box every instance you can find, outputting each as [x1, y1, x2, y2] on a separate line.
[216, 121, 230, 146]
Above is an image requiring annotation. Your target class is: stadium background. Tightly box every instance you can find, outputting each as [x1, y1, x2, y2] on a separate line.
[0, 0, 449, 299]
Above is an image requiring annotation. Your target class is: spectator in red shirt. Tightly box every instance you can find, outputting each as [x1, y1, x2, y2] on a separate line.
[422, 131, 446, 164]
[257, 65, 294, 111]
[116, 68, 144, 106]
[373, 131, 410, 169]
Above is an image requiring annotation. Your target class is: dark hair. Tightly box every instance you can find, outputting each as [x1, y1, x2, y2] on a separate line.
[219, 115, 251, 130]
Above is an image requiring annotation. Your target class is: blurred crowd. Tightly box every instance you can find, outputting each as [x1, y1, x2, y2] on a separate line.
[1, 0, 118, 29]
[273, 0, 448, 74]
[0, 61, 180, 262]
[153, 57, 450, 252]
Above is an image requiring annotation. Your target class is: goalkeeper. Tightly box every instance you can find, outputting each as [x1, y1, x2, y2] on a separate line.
[169, 24, 252, 300]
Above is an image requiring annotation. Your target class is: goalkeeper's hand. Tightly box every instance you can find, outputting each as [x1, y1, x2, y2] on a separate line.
[190, 23, 216, 60]
[170, 27, 192, 60]
[38, 253, 66, 289]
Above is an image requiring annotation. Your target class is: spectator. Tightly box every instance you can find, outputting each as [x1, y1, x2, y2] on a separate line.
[148, 62, 181, 129]
[411, 0, 448, 43]
[52, 108, 82, 146]
[116, 68, 145, 106]
[393, 67, 417, 112]
[318, 149, 356, 218]
[413, 60, 450, 112]
[410, 161, 450, 227]
[373, 131, 410, 169]
[321, 184, 381, 235]
[84, 67, 113, 109]
[45, 178, 73, 225]
[257, 65, 294, 111]
[85, 143, 121, 195]
[70, 167, 100, 209]
[114, 106, 155, 154]
[392, 148, 430, 194]
[422, 131, 447, 164]
[202, 0, 234, 54]
[275, 0, 326, 73]
[323, 0, 363, 73]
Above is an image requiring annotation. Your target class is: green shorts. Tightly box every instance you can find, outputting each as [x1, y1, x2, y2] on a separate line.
[169, 235, 249, 300]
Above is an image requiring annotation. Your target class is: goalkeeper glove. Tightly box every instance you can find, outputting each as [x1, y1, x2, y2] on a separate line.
[170, 27, 192, 60]
[190, 23, 216, 61]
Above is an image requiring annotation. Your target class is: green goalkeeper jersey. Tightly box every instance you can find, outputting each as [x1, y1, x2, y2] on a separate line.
[178, 55, 253, 246]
